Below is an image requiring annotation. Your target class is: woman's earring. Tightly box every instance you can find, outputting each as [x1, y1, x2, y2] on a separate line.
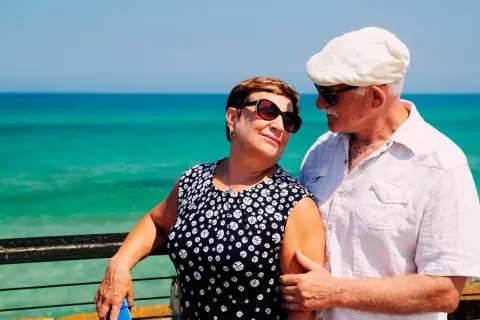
[230, 131, 234, 140]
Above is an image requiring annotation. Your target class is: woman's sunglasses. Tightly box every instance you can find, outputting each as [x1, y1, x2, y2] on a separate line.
[233, 99, 302, 133]
[314, 83, 359, 106]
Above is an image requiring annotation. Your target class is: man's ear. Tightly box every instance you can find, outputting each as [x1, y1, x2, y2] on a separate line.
[226, 108, 239, 133]
[371, 85, 386, 109]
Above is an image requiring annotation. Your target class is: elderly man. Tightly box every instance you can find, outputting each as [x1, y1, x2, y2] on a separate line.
[280, 27, 480, 319]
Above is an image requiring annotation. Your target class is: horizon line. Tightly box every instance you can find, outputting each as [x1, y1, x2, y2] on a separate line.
[1, 91, 480, 95]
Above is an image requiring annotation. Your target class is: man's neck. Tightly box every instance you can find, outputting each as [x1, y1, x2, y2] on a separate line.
[352, 100, 409, 145]
[347, 100, 409, 172]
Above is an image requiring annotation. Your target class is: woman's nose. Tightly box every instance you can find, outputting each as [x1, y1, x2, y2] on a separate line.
[269, 115, 284, 132]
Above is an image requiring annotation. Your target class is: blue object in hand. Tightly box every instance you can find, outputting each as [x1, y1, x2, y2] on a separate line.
[107, 298, 131, 320]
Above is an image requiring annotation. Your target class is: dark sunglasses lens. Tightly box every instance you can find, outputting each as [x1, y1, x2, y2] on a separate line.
[314, 84, 336, 105]
[283, 118, 296, 132]
[284, 114, 301, 133]
[258, 99, 301, 133]
[257, 100, 280, 120]
[325, 93, 336, 105]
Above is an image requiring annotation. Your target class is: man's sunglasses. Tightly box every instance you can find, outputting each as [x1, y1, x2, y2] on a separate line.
[233, 99, 302, 133]
[314, 83, 359, 106]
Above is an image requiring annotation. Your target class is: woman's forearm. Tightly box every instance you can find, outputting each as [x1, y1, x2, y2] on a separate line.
[111, 182, 179, 271]
[110, 212, 166, 271]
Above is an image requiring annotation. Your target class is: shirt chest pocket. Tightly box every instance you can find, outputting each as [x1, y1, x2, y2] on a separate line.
[355, 180, 413, 230]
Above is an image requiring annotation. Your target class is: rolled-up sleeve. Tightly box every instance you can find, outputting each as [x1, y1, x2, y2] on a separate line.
[416, 164, 480, 278]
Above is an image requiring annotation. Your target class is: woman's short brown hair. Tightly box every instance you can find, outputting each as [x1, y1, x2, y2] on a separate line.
[225, 76, 300, 141]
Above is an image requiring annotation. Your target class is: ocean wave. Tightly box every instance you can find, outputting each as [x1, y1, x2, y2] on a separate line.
[62, 161, 185, 174]
[0, 175, 177, 204]
[0, 162, 187, 190]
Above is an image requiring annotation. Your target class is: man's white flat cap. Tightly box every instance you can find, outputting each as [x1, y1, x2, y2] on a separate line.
[306, 27, 410, 86]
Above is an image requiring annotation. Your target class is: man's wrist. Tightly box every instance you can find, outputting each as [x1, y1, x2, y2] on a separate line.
[331, 278, 350, 309]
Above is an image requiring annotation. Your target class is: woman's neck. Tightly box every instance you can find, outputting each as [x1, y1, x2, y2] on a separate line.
[224, 153, 278, 188]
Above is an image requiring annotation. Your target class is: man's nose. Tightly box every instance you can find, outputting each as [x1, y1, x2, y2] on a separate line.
[315, 94, 330, 110]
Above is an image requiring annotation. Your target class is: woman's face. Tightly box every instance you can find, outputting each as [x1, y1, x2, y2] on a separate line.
[228, 92, 294, 161]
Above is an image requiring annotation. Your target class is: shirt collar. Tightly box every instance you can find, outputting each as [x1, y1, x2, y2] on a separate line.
[390, 99, 425, 155]
[340, 99, 425, 155]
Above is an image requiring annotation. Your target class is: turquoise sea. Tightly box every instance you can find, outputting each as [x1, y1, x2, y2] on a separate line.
[1, 93, 479, 318]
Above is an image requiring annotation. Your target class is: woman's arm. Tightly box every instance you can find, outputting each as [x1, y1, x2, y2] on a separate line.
[94, 180, 180, 320]
[281, 196, 325, 320]
[111, 180, 180, 269]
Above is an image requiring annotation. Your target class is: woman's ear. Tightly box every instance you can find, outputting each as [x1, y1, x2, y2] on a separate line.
[371, 85, 387, 109]
[226, 108, 239, 133]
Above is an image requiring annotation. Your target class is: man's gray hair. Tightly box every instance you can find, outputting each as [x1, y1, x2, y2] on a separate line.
[355, 77, 404, 97]
[387, 77, 404, 96]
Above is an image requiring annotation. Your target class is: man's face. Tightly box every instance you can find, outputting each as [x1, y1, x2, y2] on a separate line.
[315, 84, 371, 133]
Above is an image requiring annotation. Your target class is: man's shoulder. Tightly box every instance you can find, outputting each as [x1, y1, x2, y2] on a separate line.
[411, 121, 468, 170]
[306, 131, 341, 154]
[300, 131, 341, 181]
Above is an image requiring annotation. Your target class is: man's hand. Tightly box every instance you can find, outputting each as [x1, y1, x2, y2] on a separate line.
[94, 260, 134, 320]
[280, 249, 338, 311]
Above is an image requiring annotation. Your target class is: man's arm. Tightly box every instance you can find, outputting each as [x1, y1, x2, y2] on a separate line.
[335, 273, 466, 314]
[282, 162, 480, 315]
[281, 251, 466, 314]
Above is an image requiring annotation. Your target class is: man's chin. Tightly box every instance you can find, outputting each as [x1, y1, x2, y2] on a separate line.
[327, 123, 342, 133]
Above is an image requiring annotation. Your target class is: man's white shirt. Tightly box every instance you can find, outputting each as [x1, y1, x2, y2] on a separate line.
[300, 100, 480, 320]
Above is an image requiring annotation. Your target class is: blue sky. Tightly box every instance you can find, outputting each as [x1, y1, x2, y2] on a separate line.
[1, 0, 479, 93]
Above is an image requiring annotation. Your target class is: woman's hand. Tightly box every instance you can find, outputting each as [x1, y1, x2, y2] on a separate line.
[94, 260, 134, 320]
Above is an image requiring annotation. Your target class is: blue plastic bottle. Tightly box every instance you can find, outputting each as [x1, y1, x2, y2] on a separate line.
[107, 298, 131, 320]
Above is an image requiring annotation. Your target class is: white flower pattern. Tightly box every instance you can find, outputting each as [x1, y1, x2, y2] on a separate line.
[166, 160, 313, 320]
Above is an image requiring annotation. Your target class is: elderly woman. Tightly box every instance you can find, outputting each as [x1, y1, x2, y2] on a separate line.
[94, 77, 325, 320]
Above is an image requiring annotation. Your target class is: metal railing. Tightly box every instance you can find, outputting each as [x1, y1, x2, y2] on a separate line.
[0, 233, 175, 317]
[1, 233, 479, 319]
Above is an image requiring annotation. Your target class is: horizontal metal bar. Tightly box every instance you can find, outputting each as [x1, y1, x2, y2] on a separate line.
[0, 296, 169, 313]
[0, 233, 168, 265]
[0, 276, 176, 292]
[462, 293, 480, 297]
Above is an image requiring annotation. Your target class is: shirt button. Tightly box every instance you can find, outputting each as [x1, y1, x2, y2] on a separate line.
[359, 163, 365, 169]
[344, 159, 347, 164]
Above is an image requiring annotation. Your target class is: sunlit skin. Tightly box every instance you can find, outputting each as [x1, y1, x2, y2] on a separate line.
[316, 84, 410, 143]
[316, 84, 374, 134]
[225, 92, 294, 174]
[94, 89, 322, 320]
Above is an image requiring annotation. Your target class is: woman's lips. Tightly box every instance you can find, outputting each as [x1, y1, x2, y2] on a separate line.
[262, 134, 280, 145]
